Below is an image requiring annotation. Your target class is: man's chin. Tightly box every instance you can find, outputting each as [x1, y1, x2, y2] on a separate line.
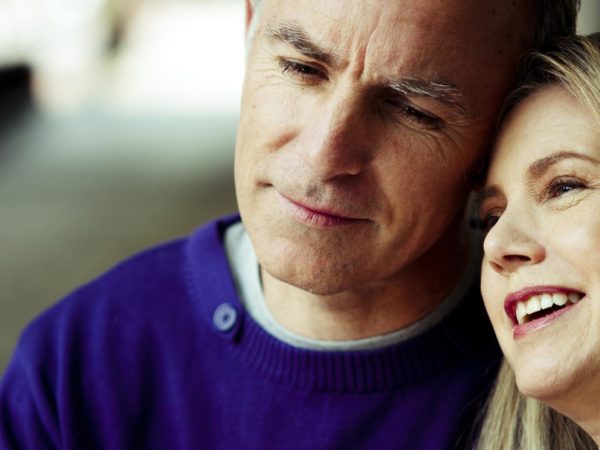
[261, 262, 364, 298]
[249, 226, 377, 296]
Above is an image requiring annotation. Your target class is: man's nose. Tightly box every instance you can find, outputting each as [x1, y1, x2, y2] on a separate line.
[483, 211, 546, 276]
[299, 90, 370, 181]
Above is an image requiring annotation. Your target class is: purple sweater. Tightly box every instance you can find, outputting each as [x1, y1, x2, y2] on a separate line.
[0, 216, 500, 450]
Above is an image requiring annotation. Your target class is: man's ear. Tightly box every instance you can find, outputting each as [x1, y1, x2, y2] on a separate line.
[245, 0, 255, 36]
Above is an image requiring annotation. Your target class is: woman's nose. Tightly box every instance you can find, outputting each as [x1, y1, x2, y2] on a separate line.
[483, 212, 546, 276]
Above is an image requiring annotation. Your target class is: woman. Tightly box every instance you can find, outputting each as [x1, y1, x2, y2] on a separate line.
[476, 33, 600, 449]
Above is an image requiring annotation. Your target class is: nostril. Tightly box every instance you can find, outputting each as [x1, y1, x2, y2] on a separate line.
[490, 261, 505, 273]
[503, 254, 531, 263]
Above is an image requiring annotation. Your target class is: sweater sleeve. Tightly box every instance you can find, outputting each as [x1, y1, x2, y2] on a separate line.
[0, 236, 192, 450]
[0, 326, 61, 450]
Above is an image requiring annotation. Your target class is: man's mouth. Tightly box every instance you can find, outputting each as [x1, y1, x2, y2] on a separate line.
[277, 192, 367, 228]
[505, 288, 585, 325]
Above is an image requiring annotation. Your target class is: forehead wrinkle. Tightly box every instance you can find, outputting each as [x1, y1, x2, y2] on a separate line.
[266, 21, 341, 69]
[387, 78, 469, 116]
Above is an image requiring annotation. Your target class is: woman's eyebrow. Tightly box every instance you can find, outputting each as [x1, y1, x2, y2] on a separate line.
[474, 185, 501, 209]
[528, 151, 600, 177]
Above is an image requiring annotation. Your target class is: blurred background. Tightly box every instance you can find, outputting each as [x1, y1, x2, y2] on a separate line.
[0, 1, 599, 372]
[0, 0, 243, 371]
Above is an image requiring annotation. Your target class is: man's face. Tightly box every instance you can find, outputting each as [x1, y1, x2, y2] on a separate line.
[235, 0, 530, 296]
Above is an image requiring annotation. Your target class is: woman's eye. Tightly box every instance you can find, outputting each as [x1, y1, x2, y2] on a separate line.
[482, 214, 501, 234]
[475, 209, 503, 234]
[544, 177, 587, 199]
[279, 59, 326, 83]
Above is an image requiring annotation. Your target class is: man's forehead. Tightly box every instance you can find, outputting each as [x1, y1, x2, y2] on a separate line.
[254, 0, 531, 122]
[261, 0, 526, 32]
[259, 0, 528, 66]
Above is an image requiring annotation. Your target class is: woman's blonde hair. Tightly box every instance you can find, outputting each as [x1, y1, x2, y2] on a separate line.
[477, 361, 595, 449]
[477, 33, 600, 450]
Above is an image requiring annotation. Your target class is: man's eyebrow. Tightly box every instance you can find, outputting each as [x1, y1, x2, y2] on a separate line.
[528, 150, 600, 177]
[267, 24, 467, 115]
[266, 23, 339, 68]
[388, 78, 468, 116]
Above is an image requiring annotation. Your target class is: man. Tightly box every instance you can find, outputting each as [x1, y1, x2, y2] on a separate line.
[0, 1, 579, 449]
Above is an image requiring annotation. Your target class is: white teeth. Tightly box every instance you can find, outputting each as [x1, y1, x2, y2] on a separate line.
[540, 293, 553, 309]
[516, 303, 527, 325]
[514, 292, 583, 325]
[526, 296, 541, 315]
[553, 293, 567, 306]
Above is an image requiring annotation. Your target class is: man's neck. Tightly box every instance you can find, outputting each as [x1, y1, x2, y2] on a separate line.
[262, 226, 470, 341]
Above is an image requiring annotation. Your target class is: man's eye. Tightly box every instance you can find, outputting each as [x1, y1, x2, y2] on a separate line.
[385, 100, 442, 130]
[279, 59, 326, 83]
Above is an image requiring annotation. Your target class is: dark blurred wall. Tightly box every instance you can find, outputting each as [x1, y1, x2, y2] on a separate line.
[0, 65, 32, 136]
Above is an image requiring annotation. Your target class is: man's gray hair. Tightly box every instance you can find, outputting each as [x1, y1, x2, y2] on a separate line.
[246, 0, 263, 51]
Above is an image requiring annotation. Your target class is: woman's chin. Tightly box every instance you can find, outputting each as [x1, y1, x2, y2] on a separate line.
[514, 367, 578, 406]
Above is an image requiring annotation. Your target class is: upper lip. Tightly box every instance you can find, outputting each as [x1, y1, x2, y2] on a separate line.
[281, 193, 366, 220]
[504, 285, 584, 324]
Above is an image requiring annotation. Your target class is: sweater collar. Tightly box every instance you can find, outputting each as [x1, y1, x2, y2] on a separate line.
[185, 215, 500, 392]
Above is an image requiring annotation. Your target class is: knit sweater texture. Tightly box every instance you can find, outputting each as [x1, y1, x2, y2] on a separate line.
[0, 215, 500, 450]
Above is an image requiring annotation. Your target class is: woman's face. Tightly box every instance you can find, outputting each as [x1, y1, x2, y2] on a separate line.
[480, 84, 600, 402]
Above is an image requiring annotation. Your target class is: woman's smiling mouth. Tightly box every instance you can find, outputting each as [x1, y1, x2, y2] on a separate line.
[504, 286, 585, 335]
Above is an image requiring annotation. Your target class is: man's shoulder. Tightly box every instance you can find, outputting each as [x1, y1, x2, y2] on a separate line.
[0, 216, 246, 449]
[83, 212, 240, 299]
[16, 214, 241, 360]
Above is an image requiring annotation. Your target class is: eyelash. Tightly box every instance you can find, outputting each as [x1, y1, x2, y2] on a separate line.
[541, 176, 587, 200]
[473, 209, 503, 235]
[279, 59, 326, 83]
[388, 102, 442, 130]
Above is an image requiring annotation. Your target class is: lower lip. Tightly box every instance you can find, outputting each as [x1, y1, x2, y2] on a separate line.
[513, 302, 577, 339]
[279, 194, 361, 228]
